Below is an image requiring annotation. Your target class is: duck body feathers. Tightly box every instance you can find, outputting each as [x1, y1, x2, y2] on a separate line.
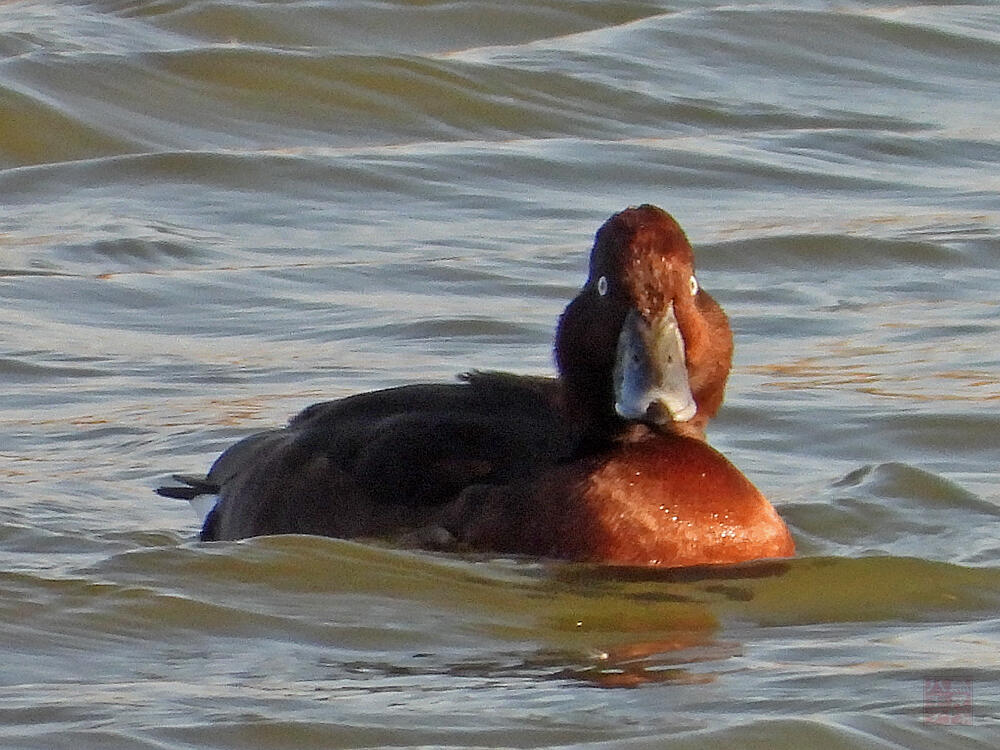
[164, 372, 579, 542]
[158, 205, 795, 566]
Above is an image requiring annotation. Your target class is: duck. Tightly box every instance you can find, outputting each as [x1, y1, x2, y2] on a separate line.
[157, 204, 795, 566]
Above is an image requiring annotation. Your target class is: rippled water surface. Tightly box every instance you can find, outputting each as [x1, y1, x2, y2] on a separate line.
[2, 1, 999, 747]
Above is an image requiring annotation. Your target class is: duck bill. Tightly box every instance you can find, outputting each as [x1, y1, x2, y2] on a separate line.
[613, 303, 697, 424]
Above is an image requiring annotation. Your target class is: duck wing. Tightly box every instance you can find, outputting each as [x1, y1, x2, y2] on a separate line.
[162, 373, 578, 541]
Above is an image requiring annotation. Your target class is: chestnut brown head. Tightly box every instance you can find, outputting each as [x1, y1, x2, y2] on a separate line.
[555, 205, 733, 435]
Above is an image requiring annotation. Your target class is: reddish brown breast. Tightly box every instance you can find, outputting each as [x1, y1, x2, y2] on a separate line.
[444, 433, 795, 567]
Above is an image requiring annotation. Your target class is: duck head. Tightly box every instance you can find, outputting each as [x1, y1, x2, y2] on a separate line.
[555, 205, 733, 437]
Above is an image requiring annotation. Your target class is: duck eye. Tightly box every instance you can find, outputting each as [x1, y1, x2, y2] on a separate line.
[689, 275, 699, 296]
[597, 275, 609, 297]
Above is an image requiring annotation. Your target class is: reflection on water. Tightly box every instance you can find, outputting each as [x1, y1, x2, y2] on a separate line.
[2, 0, 999, 747]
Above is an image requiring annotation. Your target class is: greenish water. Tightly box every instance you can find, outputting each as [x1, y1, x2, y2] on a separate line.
[1, 1, 998, 747]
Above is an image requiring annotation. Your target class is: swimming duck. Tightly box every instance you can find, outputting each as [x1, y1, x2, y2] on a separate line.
[158, 205, 794, 566]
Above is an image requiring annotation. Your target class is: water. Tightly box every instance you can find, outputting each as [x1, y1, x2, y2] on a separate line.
[2, 0, 999, 746]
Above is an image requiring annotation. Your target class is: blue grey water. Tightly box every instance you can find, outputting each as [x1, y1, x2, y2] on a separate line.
[1, 1, 998, 747]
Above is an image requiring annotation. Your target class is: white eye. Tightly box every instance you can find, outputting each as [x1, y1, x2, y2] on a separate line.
[597, 275, 608, 297]
[689, 275, 699, 296]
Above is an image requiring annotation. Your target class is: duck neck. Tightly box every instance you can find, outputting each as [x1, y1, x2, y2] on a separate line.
[554, 295, 620, 435]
